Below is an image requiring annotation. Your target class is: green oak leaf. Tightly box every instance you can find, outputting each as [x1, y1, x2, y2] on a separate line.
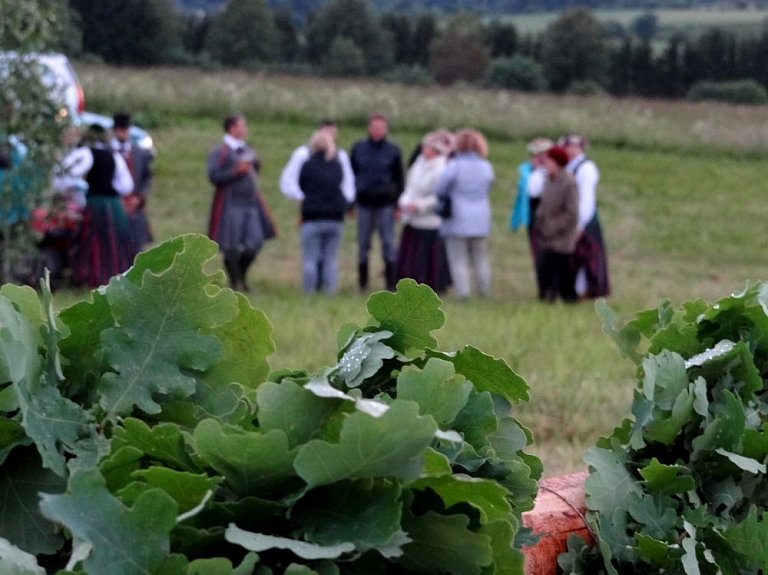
[193, 294, 274, 419]
[294, 401, 436, 489]
[583, 443, 643, 515]
[723, 506, 768, 570]
[397, 506, 493, 575]
[453, 390, 498, 451]
[0, 447, 66, 556]
[409, 473, 512, 522]
[627, 493, 679, 541]
[396, 358, 472, 427]
[225, 524, 355, 559]
[0, 418, 27, 465]
[119, 467, 221, 513]
[194, 419, 299, 498]
[293, 479, 403, 547]
[4, 294, 100, 476]
[57, 290, 113, 398]
[479, 519, 525, 575]
[255, 380, 343, 448]
[635, 533, 677, 567]
[39, 468, 178, 575]
[430, 346, 529, 404]
[99, 445, 143, 492]
[641, 350, 688, 410]
[365, 279, 444, 353]
[333, 331, 395, 388]
[187, 553, 259, 575]
[639, 458, 696, 496]
[0, 536, 45, 575]
[111, 418, 202, 472]
[97, 235, 240, 418]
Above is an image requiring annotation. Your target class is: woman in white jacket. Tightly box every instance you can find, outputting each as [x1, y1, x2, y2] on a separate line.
[394, 131, 453, 293]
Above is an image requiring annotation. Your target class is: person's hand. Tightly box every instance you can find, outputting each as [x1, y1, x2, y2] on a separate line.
[234, 160, 251, 175]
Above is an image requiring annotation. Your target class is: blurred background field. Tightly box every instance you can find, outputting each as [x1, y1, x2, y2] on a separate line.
[56, 64, 768, 477]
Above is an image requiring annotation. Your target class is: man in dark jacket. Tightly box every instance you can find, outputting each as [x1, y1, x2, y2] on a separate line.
[350, 113, 404, 290]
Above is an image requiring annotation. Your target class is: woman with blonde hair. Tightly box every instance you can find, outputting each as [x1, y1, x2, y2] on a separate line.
[434, 128, 494, 299]
[294, 130, 355, 294]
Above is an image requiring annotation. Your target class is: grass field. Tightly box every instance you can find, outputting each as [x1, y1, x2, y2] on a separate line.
[60, 64, 768, 477]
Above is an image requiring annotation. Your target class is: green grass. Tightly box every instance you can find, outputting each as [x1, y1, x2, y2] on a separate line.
[55, 66, 768, 477]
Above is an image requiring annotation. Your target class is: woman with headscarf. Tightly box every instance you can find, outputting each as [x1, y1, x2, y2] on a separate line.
[534, 146, 580, 303]
[394, 130, 453, 293]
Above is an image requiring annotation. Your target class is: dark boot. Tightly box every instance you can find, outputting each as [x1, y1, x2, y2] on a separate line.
[385, 261, 397, 291]
[358, 262, 369, 290]
[223, 256, 241, 290]
[239, 251, 256, 292]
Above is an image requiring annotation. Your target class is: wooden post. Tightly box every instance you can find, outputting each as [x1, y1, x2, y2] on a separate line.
[522, 471, 592, 575]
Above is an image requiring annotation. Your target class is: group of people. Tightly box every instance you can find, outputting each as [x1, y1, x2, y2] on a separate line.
[275, 114, 494, 298]
[206, 111, 610, 301]
[43, 113, 154, 289]
[510, 135, 610, 303]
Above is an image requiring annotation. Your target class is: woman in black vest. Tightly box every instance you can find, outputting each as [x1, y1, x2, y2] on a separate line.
[297, 130, 354, 294]
[70, 124, 137, 288]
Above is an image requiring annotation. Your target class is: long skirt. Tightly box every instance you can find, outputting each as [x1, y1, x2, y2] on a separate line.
[572, 214, 610, 298]
[70, 195, 137, 288]
[395, 225, 451, 294]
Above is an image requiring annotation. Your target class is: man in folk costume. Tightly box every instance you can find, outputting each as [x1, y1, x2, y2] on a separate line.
[111, 113, 154, 252]
[207, 114, 276, 292]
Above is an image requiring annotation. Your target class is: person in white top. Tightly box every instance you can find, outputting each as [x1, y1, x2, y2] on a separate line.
[394, 130, 453, 293]
[558, 134, 610, 299]
[279, 119, 355, 203]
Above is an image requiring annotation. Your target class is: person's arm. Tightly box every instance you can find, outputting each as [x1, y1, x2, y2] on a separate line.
[337, 149, 356, 203]
[392, 148, 405, 197]
[112, 152, 134, 196]
[134, 150, 153, 197]
[279, 146, 309, 201]
[576, 161, 599, 230]
[207, 146, 241, 187]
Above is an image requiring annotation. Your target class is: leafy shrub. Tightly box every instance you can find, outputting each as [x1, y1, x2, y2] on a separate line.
[560, 285, 768, 574]
[0, 234, 542, 575]
[484, 55, 548, 92]
[565, 79, 606, 96]
[381, 64, 433, 86]
[686, 79, 768, 105]
[322, 36, 365, 77]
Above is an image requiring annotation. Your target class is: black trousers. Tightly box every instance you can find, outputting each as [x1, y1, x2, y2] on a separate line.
[536, 249, 577, 303]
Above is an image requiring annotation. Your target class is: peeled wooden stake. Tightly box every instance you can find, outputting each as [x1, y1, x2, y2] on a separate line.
[522, 472, 592, 575]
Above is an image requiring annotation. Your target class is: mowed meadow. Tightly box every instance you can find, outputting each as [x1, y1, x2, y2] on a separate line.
[67, 63, 768, 477]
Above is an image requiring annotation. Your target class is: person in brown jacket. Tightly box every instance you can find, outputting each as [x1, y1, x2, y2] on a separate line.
[534, 146, 579, 303]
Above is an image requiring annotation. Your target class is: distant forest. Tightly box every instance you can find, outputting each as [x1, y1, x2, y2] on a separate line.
[57, 0, 768, 105]
[176, 0, 768, 16]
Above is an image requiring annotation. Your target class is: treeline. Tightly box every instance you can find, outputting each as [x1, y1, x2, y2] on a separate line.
[56, 0, 768, 103]
[178, 0, 768, 17]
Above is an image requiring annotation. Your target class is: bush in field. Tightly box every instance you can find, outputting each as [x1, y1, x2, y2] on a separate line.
[485, 55, 548, 92]
[565, 79, 606, 96]
[0, 234, 542, 575]
[322, 36, 365, 77]
[686, 79, 768, 105]
[429, 11, 489, 86]
[382, 64, 433, 86]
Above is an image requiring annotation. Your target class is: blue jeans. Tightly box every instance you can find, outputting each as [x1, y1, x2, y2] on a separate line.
[356, 204, 397, 266]
[300, 219, 344, 294]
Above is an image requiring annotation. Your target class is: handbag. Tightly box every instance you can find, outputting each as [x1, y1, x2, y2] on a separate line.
[435, 194, 452, 219]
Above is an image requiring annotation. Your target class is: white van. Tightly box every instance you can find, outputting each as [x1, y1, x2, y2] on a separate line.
[0, 51, 85, 121]
[0, 51, 153, 153]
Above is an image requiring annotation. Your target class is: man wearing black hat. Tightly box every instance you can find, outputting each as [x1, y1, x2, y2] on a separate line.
[111, 112, 154, 251]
